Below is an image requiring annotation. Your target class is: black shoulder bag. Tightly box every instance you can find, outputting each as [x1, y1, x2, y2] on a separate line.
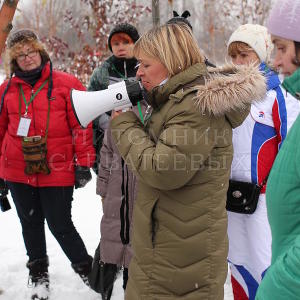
[88, 242, 118, 297]
[226, 175, 269, 214]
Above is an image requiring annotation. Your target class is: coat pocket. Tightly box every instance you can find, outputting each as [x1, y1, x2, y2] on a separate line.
[151, 200, 159, 248]
[132, 188, 159, 258]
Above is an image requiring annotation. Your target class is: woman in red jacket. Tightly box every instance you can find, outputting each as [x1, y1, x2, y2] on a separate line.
[0, 29, 95, 300]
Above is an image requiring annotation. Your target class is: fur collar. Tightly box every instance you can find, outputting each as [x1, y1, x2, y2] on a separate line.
[194, 64, 266, 116]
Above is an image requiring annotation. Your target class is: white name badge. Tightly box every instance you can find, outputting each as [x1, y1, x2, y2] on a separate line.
[17, 117, 31, 137]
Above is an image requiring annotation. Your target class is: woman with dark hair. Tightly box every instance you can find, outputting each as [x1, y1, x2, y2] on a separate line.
[0, 29, 95, 300]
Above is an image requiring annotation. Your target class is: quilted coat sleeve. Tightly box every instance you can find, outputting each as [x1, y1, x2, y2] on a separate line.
[96, 127, 113, 197]
[110, 106, 216, 191]
[67, 78, 95, 167]
[0, 82, 9, 157]
[256, 235, 300, 300]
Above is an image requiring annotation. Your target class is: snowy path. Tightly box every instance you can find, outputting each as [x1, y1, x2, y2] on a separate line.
[0, 175, 233, 299]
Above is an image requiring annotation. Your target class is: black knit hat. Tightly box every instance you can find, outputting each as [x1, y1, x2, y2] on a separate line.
[108, 23, 139, 52]
[167, 10, 192, 31]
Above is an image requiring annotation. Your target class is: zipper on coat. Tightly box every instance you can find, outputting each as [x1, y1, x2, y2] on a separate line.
[120, 160, 130, 245]
[121, 246, 127, 269]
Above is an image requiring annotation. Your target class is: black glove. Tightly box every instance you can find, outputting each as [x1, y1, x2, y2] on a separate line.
[75, 166, 92, 189]
[0, 178, 11, 212]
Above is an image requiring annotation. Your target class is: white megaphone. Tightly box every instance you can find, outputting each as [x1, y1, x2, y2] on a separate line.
[71, 80, 144, 128]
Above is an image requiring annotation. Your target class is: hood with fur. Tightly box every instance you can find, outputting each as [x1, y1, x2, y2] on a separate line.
[147, 63, 266, 129]
[195, 63, 266, 128]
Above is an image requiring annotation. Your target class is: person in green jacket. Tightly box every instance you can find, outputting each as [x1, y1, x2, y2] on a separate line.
[110, 23, 266, 300]
[255, 1, 300, 300]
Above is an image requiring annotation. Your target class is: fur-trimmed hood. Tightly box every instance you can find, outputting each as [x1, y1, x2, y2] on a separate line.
[146, 63, 266, 128]
[195, 63, 266, 127]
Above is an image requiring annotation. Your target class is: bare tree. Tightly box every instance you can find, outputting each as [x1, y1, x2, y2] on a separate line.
[200, 0, 272, 64]
[16, 0, 67, 38]
[0, 0, 19, 54]
[11, 0, 150, 85]
[152, 0, 160, 26]
[8, 0, 274, 75]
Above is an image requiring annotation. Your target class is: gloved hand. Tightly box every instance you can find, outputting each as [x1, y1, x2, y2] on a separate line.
[0, 178, 11, 212]
[75, 166, 92, 189]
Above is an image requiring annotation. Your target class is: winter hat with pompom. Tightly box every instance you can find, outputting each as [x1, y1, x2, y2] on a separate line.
[267, 0, 300, 42]
[227, 24, 273, 64]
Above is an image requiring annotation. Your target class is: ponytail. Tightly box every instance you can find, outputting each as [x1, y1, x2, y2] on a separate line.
[292, 41, 300, 67]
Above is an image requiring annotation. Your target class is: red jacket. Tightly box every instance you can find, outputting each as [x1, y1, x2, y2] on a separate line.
[0, 63, 95, 187]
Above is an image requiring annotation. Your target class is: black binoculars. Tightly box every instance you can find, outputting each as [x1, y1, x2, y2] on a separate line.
[0, 181, 11, 212]
[0, 195, 11, 212]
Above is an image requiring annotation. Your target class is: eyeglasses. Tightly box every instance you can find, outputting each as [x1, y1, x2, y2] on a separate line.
[16, 50, 38, 62]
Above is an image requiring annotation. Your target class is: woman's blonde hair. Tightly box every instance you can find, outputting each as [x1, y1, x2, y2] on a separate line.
[133, 23, 205, 76]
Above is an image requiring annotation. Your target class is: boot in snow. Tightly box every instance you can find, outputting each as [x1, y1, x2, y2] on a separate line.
[26, 257, 49, 300]
[71, 255, 93, 286]
[101, 285, 114, 300]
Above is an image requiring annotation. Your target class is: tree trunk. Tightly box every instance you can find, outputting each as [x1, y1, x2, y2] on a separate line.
[0, 0, 19, 54]
[152, 0, 160, 27]
[167, 0, 173, 19]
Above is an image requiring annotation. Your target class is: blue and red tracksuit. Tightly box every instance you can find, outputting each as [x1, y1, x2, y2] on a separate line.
[227, 63, 300, 300]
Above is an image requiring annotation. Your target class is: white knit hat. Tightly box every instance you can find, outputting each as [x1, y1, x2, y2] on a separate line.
[227, 24, 274, 64]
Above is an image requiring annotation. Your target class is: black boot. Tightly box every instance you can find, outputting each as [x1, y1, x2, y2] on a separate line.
[26, 257, 49, 300]
[71, 255, 93, 286]
[101, 285, 113, 300]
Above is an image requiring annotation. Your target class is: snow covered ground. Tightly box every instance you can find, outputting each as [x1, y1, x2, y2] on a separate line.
[0, 175, 233, 299]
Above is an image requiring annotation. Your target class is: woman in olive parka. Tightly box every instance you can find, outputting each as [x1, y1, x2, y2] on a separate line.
[111, 23, 266, 300]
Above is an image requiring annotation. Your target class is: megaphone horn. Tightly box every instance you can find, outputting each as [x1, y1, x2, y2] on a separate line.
[71, 80, 143, 128]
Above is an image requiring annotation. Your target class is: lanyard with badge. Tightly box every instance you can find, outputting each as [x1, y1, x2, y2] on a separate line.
[17, 79, 48, 137]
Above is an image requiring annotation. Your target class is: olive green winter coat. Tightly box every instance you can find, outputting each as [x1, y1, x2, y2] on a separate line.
[111, 63, 266, 300]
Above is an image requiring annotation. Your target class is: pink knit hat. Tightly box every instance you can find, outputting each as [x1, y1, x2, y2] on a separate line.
[267, 0, 300, 42]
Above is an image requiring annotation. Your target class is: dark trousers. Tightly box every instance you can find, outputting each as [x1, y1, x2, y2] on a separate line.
[7, 181, 89, 264]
